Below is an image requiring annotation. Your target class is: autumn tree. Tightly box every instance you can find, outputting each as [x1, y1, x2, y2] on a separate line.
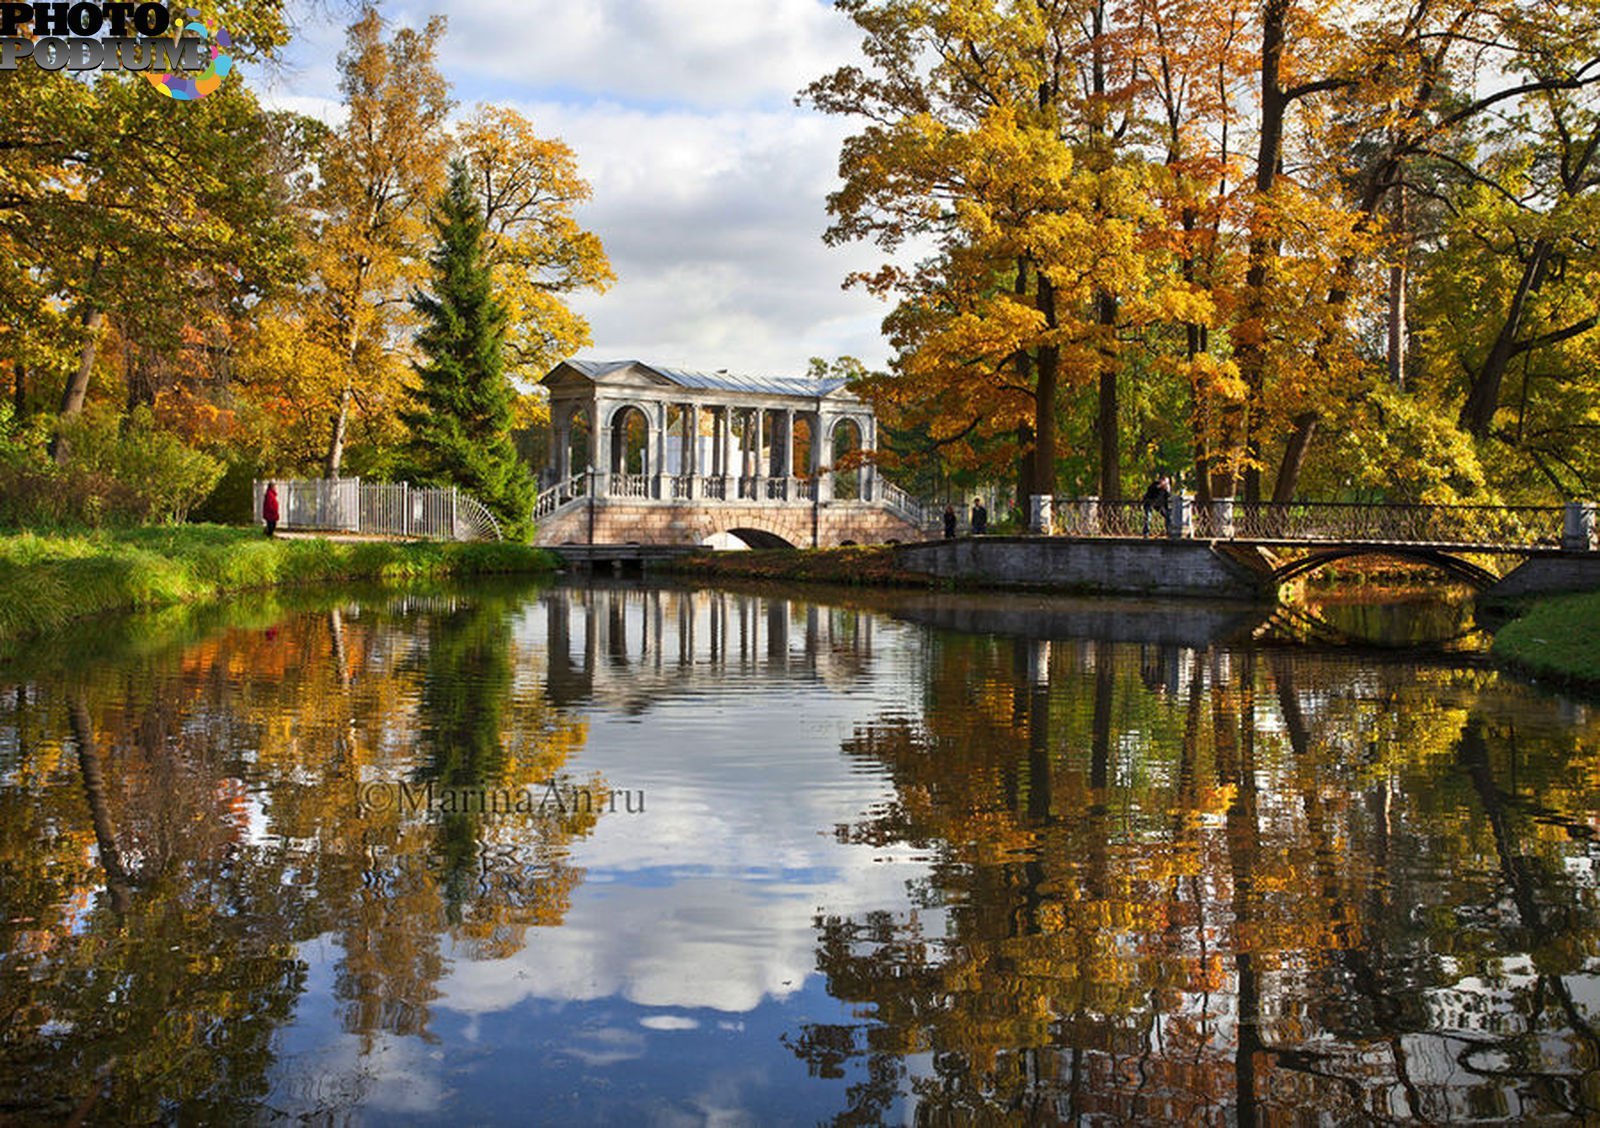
[456, 105, 614, 385]
[0, 59, 300, 462]
[305, 5, 452, 478]
[805, 0, 1156, 505]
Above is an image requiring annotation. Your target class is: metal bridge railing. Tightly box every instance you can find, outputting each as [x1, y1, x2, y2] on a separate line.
[255, 479, 502, 542]
[1049, 496, 1567, 549]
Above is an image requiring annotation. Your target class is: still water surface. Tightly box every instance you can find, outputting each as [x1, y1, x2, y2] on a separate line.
[2, 579, 1599, 1123]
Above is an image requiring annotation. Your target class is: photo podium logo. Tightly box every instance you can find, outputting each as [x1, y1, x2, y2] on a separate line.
[0, 3, 233, 99]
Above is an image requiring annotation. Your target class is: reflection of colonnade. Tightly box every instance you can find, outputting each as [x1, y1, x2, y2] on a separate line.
[543, 586, 877, 710]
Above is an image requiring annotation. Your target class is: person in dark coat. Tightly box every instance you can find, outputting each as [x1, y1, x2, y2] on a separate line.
[262, 482, 280, 538]
[1141, 474, 1170, 534]
[970, 497, 988, 535]
[942, 504, 957, 539]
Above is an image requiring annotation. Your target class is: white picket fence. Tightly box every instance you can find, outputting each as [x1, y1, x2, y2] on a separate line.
[252, 479, 501, 542]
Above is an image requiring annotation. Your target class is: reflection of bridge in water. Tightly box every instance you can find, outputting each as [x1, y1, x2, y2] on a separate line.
[541, 585, 881, 712]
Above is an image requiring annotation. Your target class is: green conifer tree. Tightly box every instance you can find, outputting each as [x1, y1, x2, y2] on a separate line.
[403, 160, 535, 540]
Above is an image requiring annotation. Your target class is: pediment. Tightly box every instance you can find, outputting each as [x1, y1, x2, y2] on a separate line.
[542, 360, 674, 392]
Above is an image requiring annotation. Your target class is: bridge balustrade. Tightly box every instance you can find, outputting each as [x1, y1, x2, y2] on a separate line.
[614, 473, 651, 499]
[1046, 496, 1569, 550]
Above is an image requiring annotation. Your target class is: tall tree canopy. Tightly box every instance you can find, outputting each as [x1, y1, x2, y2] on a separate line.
[810, 0, 1600, 506]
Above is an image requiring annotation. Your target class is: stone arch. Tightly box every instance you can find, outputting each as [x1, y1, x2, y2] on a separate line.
[830, 416, 865, 501]
[1272, 547, 1499, 589]
[725, 527, 795, 549]
[608, 404, 651, 476]
[686, 509, 807, 550]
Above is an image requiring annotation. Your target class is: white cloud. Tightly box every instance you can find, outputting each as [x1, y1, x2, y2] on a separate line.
[256, 2, 908, 376]
[399, 0, 861, 110]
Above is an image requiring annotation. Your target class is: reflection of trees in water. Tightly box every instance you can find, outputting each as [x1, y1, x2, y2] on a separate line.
[790, 637, 1600, 1123]
[0, 584, 592, 1120]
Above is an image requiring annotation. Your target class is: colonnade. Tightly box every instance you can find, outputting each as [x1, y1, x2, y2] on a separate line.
[546, 396, 879, 504]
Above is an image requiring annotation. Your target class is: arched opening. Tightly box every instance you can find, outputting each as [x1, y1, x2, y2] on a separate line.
[792, 414, 816, 479]
[831, 418, 863, 501]
[565, 406, 591, 480]
[1273, 548, 1497, 589]
[610, 405, 650, 477]
[726, 527, 794, 549]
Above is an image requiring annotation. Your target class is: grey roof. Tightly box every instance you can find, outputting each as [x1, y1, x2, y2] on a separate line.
[559, 359, 854, 399]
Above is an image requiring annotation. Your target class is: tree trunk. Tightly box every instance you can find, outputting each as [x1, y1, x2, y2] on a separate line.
[1016, 422, 1036, 507]
[1096, 292, 1120, 500]
[11, 360, 25, 420]
[58, 307, 104, 418]
[1033, 272, 1059, 498]
[1272, 412, 1317, 503]
[1460, 239, 1550, 438]
[1235, 0, 1290, 504]
[51, 305, 105, 465]
[1387, 185, 1408, 391]
[325, 384, 353, 478]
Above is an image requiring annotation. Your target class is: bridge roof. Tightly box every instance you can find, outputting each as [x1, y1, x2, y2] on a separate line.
[549, 359, 854, 399]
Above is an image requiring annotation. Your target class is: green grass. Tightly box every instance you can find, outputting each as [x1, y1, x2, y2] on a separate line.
[0, 525, 557, 642]
[1492, 592, 1600, 684]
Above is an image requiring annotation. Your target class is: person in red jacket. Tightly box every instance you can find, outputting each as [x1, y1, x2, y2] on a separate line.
[262, 482, 280, 537]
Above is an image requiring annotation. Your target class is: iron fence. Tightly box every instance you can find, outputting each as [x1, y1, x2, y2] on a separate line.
[254, 479, 501, 542]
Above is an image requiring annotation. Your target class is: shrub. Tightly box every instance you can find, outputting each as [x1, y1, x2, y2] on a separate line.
[58, 406, 225, 523]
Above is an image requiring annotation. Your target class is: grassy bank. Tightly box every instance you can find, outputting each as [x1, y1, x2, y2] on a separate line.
[1492, 592, 1600, 685]
[0, 525, 557, 642]
[662, 544, 936, 588]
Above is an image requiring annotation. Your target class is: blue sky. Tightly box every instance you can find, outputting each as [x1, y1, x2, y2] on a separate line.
[258, 0, 900, 375]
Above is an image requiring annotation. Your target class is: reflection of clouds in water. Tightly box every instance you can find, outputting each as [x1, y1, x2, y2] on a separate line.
[440, 599, 933, 1017]
[272, 1030, 447, 1120]
[639, 1014, 699, 1031]
[560, 1025, 647, 1066]
[441, 865, 922, 1013]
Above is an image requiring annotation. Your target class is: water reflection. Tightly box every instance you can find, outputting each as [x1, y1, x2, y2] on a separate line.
[794, 627, 1600, 1123]
[1, 581, 1598, 1122]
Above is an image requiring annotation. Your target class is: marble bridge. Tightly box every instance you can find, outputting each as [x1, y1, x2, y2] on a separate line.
[533, 359, 926, 550]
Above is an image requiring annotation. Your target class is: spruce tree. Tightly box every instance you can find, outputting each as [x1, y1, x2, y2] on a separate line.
[403, 160, 535, 540]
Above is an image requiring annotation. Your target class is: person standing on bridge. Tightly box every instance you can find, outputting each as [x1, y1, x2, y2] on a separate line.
[1141, 474, 1170, 535]
[943, 504, 957, 539]
[971, 497, 988, 535]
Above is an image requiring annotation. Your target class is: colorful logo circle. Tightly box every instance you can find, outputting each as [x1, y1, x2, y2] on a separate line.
[146, 10, 233, 101]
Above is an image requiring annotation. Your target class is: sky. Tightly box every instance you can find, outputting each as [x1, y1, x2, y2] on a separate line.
[258, 0, 902, 377]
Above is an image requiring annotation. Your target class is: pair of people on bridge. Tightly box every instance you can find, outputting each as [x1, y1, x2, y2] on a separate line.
[942, 499, 989, 538]
[1142, 474, 1172, 535]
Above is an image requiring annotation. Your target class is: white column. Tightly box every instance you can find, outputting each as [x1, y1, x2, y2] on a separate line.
[782, 408, 796, 501]
[751, 408, 766, 499]
[652, 401, 670, 499]
[552, 417, 570, 482]
[862, 415, 878, 501]
[816, 412, 834, 502]
[684, 402, 700, 499]
[592, 398, 612, 495]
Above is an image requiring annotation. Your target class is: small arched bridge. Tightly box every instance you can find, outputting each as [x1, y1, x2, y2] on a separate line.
[1042, 495, 1590, 587]
[899, 496, 1600, 600]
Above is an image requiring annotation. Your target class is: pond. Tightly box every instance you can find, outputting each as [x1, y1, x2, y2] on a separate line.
[2, 578, 1598, 1123]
